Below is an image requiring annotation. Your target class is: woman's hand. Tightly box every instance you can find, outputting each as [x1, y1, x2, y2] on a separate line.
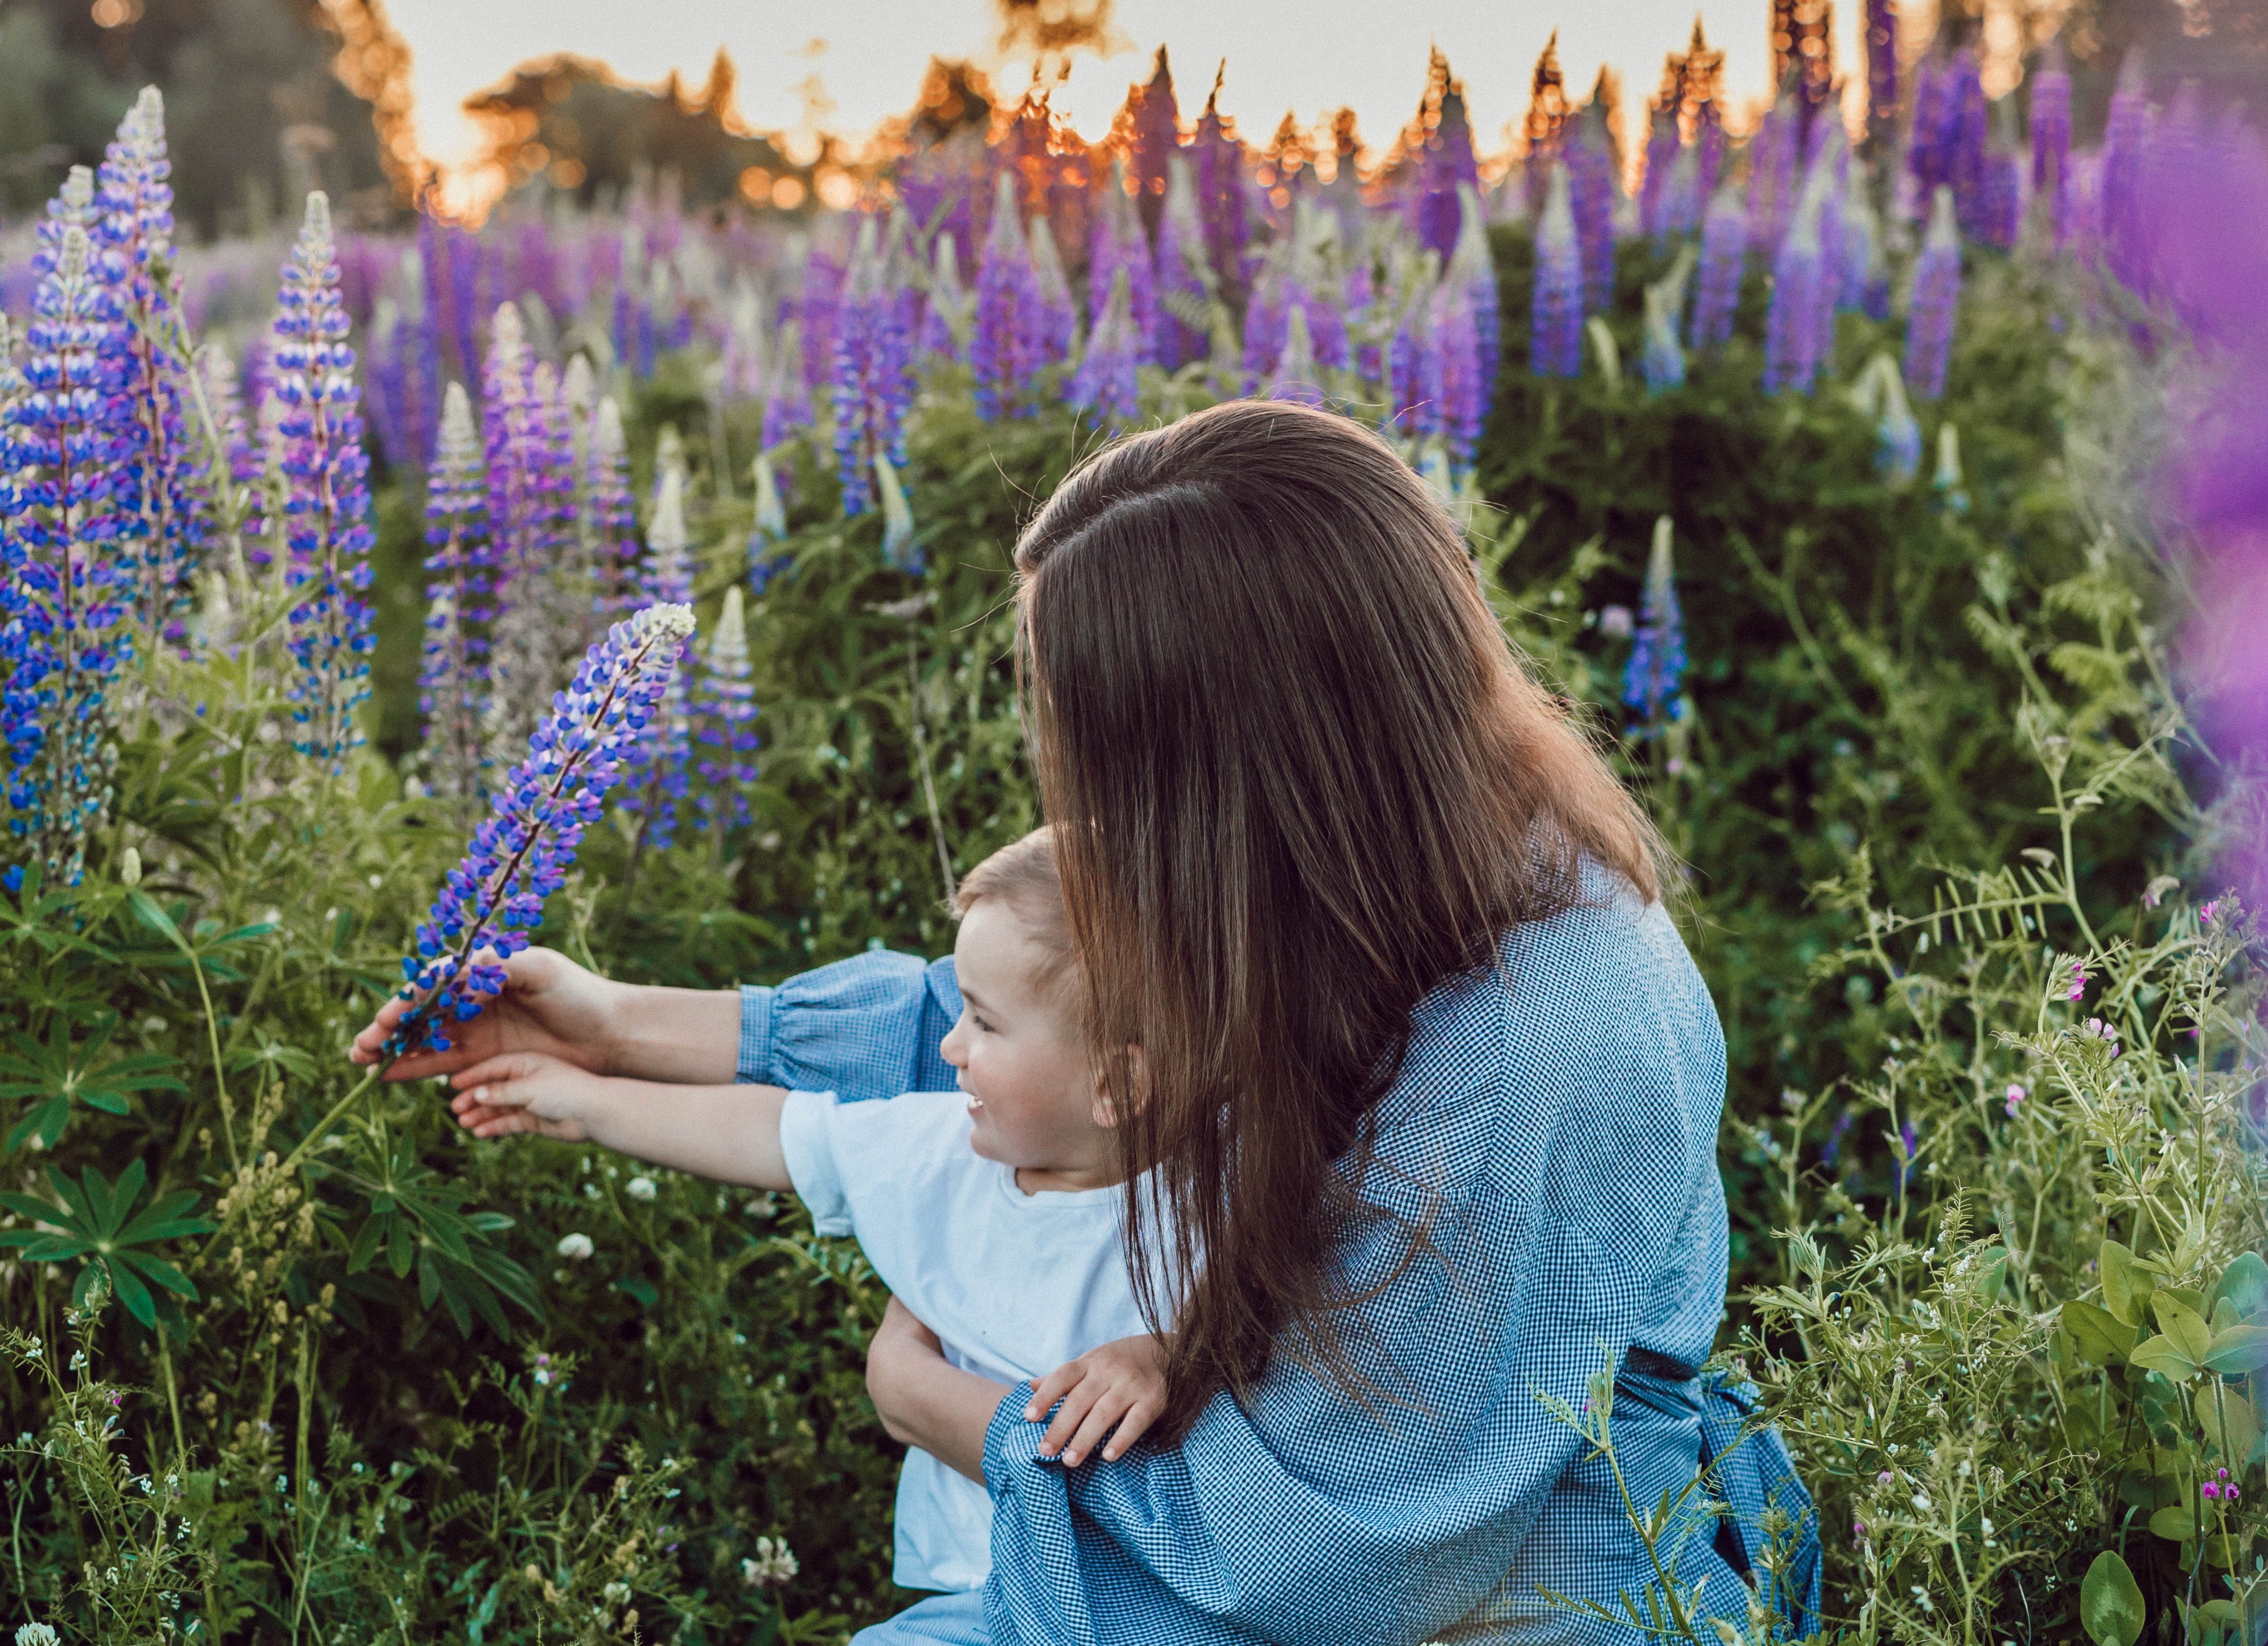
[348, 947, 623, 1083]
[866, 1297, 1005, 1485]
[446, 1050, 623, 1142]
[1025, 1333, 1168, 1466]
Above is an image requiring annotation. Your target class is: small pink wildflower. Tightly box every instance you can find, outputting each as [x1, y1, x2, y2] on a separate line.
[2203, 901, 2221, 926]
[1877, 1470, 1895, 1486]
[2204, 1481, 2222, 1501]
[2067, 960, 2086, 1001]
[2005, 1083, 2026, 1117]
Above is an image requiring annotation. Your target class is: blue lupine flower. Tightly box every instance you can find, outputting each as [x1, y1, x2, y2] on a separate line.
[748, 449, 790, 596]
[1762, 190, 1827, 395]
[1530, 163, 1585, 378]
[1565, 103, 1618, 315]
[0, 174, 137, 888]
[830, 217, 916, 517]
[272, 192, 375, 769]
[1622, 517, 1688, 732]
[693, 585, 759, 836]
[418, 382, 492, 802]
[385, 603, 696, 1056]
[1070, 265, 1142, 427]
[973, 173, 1040, 420]
[1746, 86, 1799, 252]
[1687, 187, 1747, 349]
[1903, 185, 1962, 400]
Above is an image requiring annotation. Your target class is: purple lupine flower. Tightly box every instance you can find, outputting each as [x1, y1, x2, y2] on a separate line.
[759, 321, 812, 454]
[2099, 54, 2150, 293]
[1347, 257, 1384, 386]
[1531, 163, 1585, 378]
[1431, 281, 1485, 472]
[794, 249, 845, 398]
[1623, 518, 1687, 732]
[1152, 155, 1212, 371]
[198, 342, 264, 560]
[748, 449, 789, 596]
[1657, 145, 1703, 238]
[1069, 265, 1142, 427]
[621, 472, 696, 852]
[1688, 187, 1748, 348]
[719, 277, 768, 399]
[93, 88, 208, 635]
[973, 172, 1041, 420]
[1840, 181, 1889, 317]
[2029, 58, 2073, 248]
[1241, 265, 1287, 389]
[1979, 147, 2023, 252]
[1907, 51, 1951, 202]
[693, 585, 759, 837]
[1747, 85, 1801, 252]
[1089, 162, 1159, 365]
[1903, 185, 1962, 399]
[0, 174, 137, 889]
[418, 382, 492, 802]
[483, 326, 581, 762]
[271, 192, 375, 768]
[1404, 51, 1481, 262]
[611, 227, 643, 377]
[918, 232, 970, 361]
[1565, 102, 1618, 315]
[1028, 214, 1077, 368]
[385, 603, 695, 1057]
[1449, 183, 1500, 403]
[1191, 73, 1249, 302]
[1388, 278, 1443, 439]
[1944, 50, 1991, 240]
[1640, 103, 1681, 237]
[831, 218, 916, 518]
[587, 397, 640, 615]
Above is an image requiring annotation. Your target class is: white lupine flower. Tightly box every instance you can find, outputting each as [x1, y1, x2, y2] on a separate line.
[556, 1233, 595, 1260]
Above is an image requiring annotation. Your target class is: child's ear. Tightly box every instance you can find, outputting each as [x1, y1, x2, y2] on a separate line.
[1090, 1045, 1148, 1130]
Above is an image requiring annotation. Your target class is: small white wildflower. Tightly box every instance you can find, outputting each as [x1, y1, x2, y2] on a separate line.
[18, 1624, 63, 1646]
[626, 1176, 657, 1203]
[1911, 1587, 1934, 1614]
[602, 1581, 632, 1605]
[740, 1536, 798, 1588]
[1912, 1492, 1932, 1512]
[1979, 1517, 1993, 1535]
[556, 1233, 595, 1261]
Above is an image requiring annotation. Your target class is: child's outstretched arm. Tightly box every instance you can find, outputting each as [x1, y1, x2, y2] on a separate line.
[1024, 1333, 1169, 1468]
[448, 1051, 795, 1192]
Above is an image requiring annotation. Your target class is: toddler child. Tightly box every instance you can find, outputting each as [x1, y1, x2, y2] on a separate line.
[440, 827, 1166, 1597]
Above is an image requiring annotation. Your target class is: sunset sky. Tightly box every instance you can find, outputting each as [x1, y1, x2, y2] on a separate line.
[382, 0, 1883, 193]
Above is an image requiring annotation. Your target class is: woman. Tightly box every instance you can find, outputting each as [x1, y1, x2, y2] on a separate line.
[358, 401, 1818, 1644]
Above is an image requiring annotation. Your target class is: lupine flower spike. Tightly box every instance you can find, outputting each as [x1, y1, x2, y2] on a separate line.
[384, 604, 696, 1057]
[1640, 245, 1695, 393]
[622, 472, 695, 850]
[271, 192, 375, 769]
[874, 454, 921, 574]
[972, 173, 1039, 420]
[1623, 516, 1688, 734]
[586, 396, 639, 615]
[1530, 164, 1585, 379]
[693, 585, 759, 836]
[1069, 265, 1142, 427]
[0, 175, 136, 889]
[748, 451, 789, 596]
[418, 382, 493, 802]
[1903, 186, 1962, 399]
[1688, 187, 1747, 350]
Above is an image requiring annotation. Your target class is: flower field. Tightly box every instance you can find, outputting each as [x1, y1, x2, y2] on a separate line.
[1, 11, 2265, 1644]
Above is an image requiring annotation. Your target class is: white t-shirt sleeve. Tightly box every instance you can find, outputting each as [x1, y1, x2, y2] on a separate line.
[777, 1089, 854, 1237]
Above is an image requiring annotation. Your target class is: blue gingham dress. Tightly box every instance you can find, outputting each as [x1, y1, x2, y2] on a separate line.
[738, 882, 1820, 1645]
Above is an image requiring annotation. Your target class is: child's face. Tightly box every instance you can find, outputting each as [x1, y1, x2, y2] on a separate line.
[940, 899, 1116, 1189]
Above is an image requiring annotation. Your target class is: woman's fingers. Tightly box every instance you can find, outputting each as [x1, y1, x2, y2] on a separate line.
[1038, 1381, 1100, 1457]
[1099, 1393, 1164, 1461]
[1060, 1389, 1135, 1468]
[449, 1052, 549, 1093]
[1024, 1361, 1084, 1421]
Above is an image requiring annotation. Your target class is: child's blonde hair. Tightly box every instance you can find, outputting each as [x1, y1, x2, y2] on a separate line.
[951, 827, 1075, 1007]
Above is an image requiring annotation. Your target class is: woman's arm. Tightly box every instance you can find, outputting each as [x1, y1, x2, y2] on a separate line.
[866, 1297, 1006, 1485]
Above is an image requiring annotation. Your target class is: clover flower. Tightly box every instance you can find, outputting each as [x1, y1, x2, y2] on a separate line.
[1902, 187, 1962, 401]
[1070, 264, 1142, 427]
[1151, 155, 1212, 372]
[1687, 188, 1747, 350]
[556, 1233, 594, 1261]
[418, 382, 493, 803]
[740, 1537, 798, 1588]
[625, 1176, 657, 1203]
[1623, 518, 1688, 733]
[0, 175, 137, 889]
[973, 173, 1041, 420]
[830, 217, 915, 517]
[693, 585, 759, 835]
[1530, 164, 1585, 379]
[385, 604, 696, 1057]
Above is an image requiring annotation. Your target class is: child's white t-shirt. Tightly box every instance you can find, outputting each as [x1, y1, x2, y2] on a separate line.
[777, 1087, 1152, 1594]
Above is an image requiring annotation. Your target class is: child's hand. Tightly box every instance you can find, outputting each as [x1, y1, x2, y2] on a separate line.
[1024, 1334, 1168, 1467]
[447, 1050, 620, 1141]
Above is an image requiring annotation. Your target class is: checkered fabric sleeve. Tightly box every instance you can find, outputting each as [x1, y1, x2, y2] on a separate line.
[971, 878, 1818, 1646]
[736, 950, 962, 1099]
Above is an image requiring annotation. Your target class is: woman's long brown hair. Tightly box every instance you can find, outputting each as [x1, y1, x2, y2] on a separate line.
[1014, 400, 1663, 1441]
